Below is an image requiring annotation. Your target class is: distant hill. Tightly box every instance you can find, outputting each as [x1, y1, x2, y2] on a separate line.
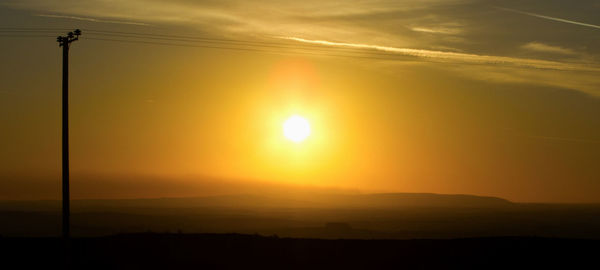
[308, 193, 513, 208]
[2, 193, 600, 239]
[0, 192, 513, 211]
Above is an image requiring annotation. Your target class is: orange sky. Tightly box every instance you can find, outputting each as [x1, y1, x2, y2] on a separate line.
[0, 0, 599, 202]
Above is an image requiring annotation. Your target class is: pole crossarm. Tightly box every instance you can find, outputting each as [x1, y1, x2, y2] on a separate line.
[57, 29, 81, 47]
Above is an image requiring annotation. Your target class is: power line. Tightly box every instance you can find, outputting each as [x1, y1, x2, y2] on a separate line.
[85, 36, 276, 52]
[77, 30, 415, 59]
[83, 36, 414, 62]
[1, 29, 385, 57]
[83, 29, 347, 50]
[0, 34, 57, 38]
[86, 31, 324, 49]
[0, 27, 73, 30]
[0, 27, 393, 55]
[0, 30, 67, 33]
[1, 27, 330, 48]
[83, 32, 402, 57]
[0, 27, 419, 62]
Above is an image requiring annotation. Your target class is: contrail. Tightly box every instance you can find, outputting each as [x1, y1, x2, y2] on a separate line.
[495, 7, 600, 30]
[280, 36, 600, 72]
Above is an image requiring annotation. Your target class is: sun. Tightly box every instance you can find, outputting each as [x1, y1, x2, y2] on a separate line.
[283, 115, 311, 143]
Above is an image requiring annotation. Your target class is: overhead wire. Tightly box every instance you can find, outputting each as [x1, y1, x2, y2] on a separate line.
[2, 27, 595, 73]
[0, 34, 57, 38]
[83, 36, 415, 62]
[0, 27, 416, 62]
[1, 27, 397, 55]
[82, 31, 410, 58]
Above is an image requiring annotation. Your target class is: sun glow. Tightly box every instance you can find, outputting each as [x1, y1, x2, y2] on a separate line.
[283, 115, 311, 143]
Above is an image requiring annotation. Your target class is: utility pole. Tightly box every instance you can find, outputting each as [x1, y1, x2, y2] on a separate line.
[57, 29, 81, 239]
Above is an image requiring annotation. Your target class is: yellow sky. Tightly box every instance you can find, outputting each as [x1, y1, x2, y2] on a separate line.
[0, 0, 599, 202]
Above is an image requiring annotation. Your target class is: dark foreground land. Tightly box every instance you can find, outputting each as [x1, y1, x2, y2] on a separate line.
[1, 233, 598, 269]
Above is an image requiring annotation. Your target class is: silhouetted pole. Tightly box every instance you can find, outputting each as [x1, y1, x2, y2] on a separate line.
[57, 29, 81, 239]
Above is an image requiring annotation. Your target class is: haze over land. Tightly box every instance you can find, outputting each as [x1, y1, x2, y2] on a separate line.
[2, 191, 600, 239]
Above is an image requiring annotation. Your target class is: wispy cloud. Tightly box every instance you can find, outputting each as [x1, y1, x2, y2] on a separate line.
[521, 42, 576, 55]
[36, 14, 150, 26]
[5, 0, 599, 96]
[281, 37, 598, 72]
[410, 27, 461, 35]
[495, 7, 600, 30]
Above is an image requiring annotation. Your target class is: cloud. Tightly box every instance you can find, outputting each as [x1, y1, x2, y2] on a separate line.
[280, 36, 599, 72]
[521, 42, 576, 55]
[36, 14, 150, 26]
[410, 27, 461, 35]
[409, 21, 463, 35]
[495, 6, 600, 30]
[443, 63, 600, 97]
[4, 0, 599, 96]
